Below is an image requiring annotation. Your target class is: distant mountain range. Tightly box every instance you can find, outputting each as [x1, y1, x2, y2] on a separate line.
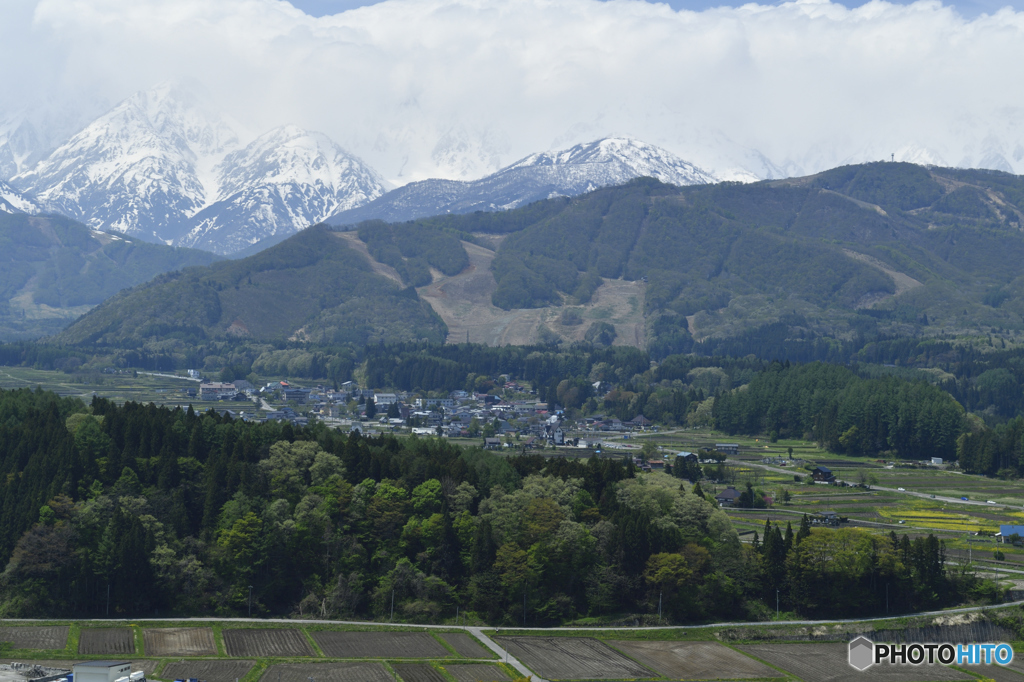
[2, 84, 388, 255]
[0, 85, 719, 255]
[328, 137, 717, 225]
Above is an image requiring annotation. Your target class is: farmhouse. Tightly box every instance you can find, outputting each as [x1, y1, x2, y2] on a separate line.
[715, 486, 742, 507]
[999, 525, 1024, 543]
[810, 466, 835, 482]
[811, 511, 840, 526]
[715, 443, 739, 456]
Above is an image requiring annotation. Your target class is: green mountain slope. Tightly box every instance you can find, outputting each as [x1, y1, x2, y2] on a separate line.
[0, 213, 221, 340]
[371, 163, 1024, 355]
[53, 225, 447, 347]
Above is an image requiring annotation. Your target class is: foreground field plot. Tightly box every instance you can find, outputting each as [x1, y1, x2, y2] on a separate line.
[311, 631, 448, 658]
[439, 633, 492, 659]
[79, 628, 135, 655]
[159, 661, 254, 682]
[443, 664, 512, 682]
[260, 662, 392, 682]
[495, 636, 651, 680]
[223, 629, 315, 657]
[739, 643, 972, 682]
[0, 627, 69, 650]
[393, 663, 447, 682]
[609, 640, 778, 680]
[144, 628, 217, 656]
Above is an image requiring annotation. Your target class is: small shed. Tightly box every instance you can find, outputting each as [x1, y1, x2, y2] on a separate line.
[73, 662, 132, 682]
[715, 443, 739, 456]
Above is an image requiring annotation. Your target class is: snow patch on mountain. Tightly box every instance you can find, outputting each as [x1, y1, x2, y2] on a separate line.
[330, 136, 717, 225]
[176, 126, 387, 254]
[0, 179, 38, 214]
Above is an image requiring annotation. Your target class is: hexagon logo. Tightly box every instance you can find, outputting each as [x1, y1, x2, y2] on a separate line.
[849, 636, 875, 671]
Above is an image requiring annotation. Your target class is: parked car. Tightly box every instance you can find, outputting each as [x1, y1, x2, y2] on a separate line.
[898, 487, 906, 491]
[961, 496, 969, 500]
[987, 500, 996, 504]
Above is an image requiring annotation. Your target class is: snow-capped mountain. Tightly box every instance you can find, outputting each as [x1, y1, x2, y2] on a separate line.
[176, 126, 387, 255]
[0, 179, 38, 214]
[11, 83, 238, 243]
[329, 137, 717, 225]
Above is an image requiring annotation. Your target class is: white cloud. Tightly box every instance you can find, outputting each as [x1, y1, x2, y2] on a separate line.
[5, 0, 1024, 183]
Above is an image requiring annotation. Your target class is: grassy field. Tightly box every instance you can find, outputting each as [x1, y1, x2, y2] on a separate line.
[0, 366, 205, 408]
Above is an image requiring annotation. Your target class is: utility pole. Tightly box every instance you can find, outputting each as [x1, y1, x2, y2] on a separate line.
[776, 589, 779, 619]
[390, 589, 395, 621]
[106, 583, 110, 617]
[886, 584, 889, 613]
[658, 591, 662, 622]
[248, 585, 253, 617]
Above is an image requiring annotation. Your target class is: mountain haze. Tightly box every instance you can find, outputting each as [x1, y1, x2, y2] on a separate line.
[0, 212, 220, 340]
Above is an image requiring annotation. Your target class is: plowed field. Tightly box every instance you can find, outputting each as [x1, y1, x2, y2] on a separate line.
[494, 636, 651, 680]
[160, 660, 254, 682]
[739, 643, 971, 682]
[79, 628, 135, 655]
[0, 627, 69, 650]
[222, 629, 314, 657]
[260, 662, 391, 682]
[144, 628, 216, 656]
[439, 633, 491, 659]
[392, 664, 447, 682]
[443, 664, 512, 682]
[311, 632, 447, 659]
[609, 640, 775, 679]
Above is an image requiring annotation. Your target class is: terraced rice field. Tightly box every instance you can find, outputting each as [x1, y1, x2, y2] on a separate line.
[739, 643, 972, 681]
[443, 664, 512, 682]
[78, 628, 135, 655]
[392, 663, 447, 682]
[608, 640, 778, 680]
[159, 661, 254, 682]
[438, 633, 492, 659]
[311, 631, 447, 659]
[260, 662, 392, 682]
[494, 636, 651, 680]
[144, 628, 217, 656]
[0, 627, 69, 650]
[222, 629, 314, 658]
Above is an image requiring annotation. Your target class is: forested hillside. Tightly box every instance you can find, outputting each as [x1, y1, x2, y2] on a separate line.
[0, 387, 996, 621]
[370, 163, 1024, 358]
[53, 225, 447, 347]
[0, 213, 220, 340]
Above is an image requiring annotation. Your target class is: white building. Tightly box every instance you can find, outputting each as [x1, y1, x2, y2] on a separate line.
[374, 393, 399, 405]
[73, 662, 132, 682]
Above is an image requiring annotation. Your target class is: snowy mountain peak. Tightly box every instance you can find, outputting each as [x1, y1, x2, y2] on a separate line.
[174, 125, 388, 254]
[507, 137, 718, 186]
[10, 82, 241, 243]
[329, 136, 716, 226]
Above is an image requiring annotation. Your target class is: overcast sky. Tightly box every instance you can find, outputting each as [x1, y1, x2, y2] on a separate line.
[3, 0, 1024, 183]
